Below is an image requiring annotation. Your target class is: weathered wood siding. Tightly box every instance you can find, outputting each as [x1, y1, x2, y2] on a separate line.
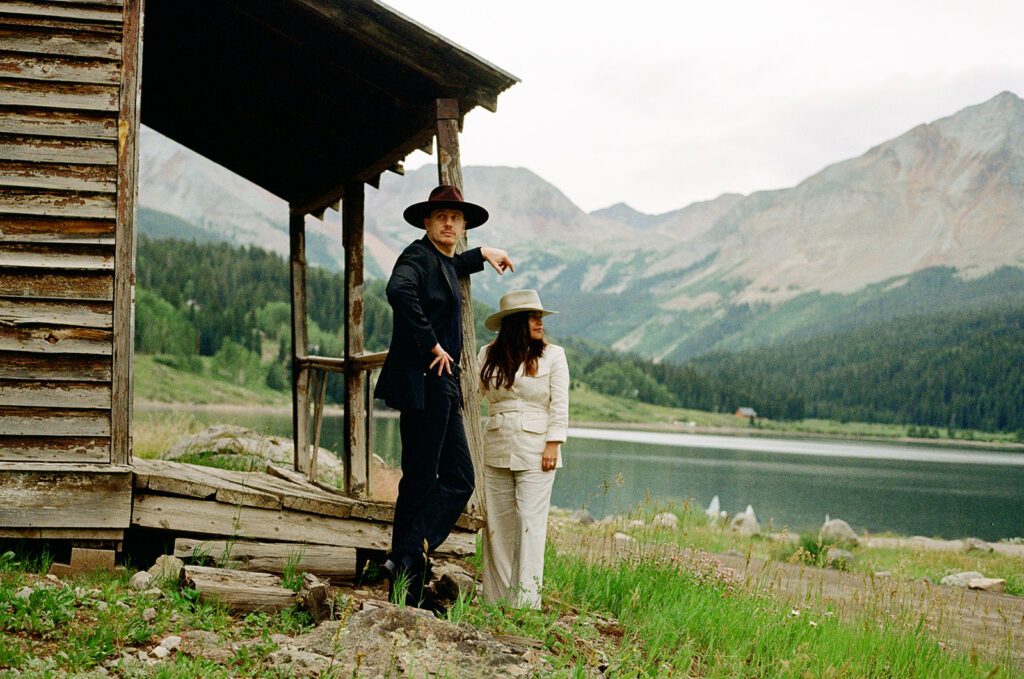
[0, 0, 132, 467]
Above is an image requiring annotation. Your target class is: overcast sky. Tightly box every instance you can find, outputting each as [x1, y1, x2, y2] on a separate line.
[384, 0, 1024, 214]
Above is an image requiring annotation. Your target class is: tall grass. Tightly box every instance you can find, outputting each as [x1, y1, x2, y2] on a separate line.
[539, 539, 1016, 678]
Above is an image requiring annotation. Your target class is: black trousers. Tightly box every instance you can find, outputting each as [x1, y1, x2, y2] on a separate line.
[391, 372, 475, 564]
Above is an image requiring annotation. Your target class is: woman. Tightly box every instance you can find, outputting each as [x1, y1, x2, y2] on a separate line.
[477, 289, 569, 609]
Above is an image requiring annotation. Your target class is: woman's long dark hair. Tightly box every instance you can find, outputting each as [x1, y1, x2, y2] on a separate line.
[480, 312, 546, 390]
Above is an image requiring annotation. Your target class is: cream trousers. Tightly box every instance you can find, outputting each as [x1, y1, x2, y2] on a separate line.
[481, 465, 556, 609]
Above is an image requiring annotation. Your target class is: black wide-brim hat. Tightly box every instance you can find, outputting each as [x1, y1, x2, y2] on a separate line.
[402, 184, 489, 229]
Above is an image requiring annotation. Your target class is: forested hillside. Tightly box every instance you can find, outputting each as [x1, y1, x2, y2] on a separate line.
[134, 237, 1024, 434]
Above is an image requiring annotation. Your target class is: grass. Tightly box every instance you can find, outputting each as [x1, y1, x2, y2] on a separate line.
[135, 354, 289, 407]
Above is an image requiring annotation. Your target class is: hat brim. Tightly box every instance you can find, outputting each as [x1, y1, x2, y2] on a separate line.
[484, 308, 557, 332]
[403, 200, 489, 229]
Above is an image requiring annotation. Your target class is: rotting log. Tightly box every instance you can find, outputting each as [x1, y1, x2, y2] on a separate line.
[173, 538, 357, 578]
[180, 565, 297, 613]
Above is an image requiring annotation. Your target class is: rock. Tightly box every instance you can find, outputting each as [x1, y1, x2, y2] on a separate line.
[160, 636, 181, 651]
[651, 512, 678, 530]
[917, 576, 934, 585]
[45, 574, 61, 583]
[148, 555, 184, 582]
[626, 519, 645, 530]
[433, 563, 476, 602]
[165, 424, 343, 486]
[962, 537, 994, 553]
[825, 548, 855, 568]
[96, 601, 108, 611]
[142, 607, 157, 622]
[180, 630, 229, 661]
[728, 511, 760, 537]
[613, 532, 638, 551]
[968, 577, 1006, 593]
[874, 571, 892, 578]
[143, 587, 163, 597]
[137, 651, 150, 663]
[724, 549, 745, 558]
[150, 646, 170, 660]
[940, 571, 985, 588]
[14, 586, 33, 600]
[570, 509, 595, 525]
[264, 649, 333, 678]
[820, 519, 859, 546]
[128, 571, 152, 591]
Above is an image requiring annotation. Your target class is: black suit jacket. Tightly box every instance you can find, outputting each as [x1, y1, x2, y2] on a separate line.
[374, 236, 484, 410]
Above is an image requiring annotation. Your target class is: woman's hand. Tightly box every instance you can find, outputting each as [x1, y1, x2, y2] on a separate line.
[541, 441, 560, 472]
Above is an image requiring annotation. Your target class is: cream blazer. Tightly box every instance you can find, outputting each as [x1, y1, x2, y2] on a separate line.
[477, 343, 570, 471]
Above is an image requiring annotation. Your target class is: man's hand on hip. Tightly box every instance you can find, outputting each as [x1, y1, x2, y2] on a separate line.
[481, 247, 514, 274]
[429, 343, 454, 376]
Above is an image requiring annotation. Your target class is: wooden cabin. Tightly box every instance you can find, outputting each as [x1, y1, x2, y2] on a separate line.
[0, 0, 517, 559]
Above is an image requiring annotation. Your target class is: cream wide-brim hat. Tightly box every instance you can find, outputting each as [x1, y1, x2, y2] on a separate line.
[484, 289, 557, 332]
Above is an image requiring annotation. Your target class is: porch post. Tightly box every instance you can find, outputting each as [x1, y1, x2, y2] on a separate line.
[289, 210, 311, 473]
[343, 181, 368, 496]
[435, 98, 486, 516]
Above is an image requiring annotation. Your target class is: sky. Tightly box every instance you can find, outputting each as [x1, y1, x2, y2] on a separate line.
[384, 0, 1024, 215]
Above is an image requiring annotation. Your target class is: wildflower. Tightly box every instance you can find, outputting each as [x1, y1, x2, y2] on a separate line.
[789, 608, 801, 617]
[809, 620, 817, 627]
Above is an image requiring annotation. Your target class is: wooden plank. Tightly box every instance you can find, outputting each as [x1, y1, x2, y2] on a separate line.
[0, 269, 113, 300]
[0, 53, 120, 84]
[0, 406, 109, 436]
[0, 435, 107, 461]
[0, 160, 116, 192]
[0, 326, 111, 354]
[0, 463, 131, 528]
[197, 466, 356, 519]
[174, 538, 357, 577]
[0, 242, 114, 269]
[181, 565, 296, 613]
[0, 27, 120, 58]
[0, 109, 117, 140]
[0, 2, 122, 22]
[0, 527, 121, 539]
[131, 459, 282, 510]
[0, 79, 118, 111]
[0, 380, 109, 407]
[0, 214, 114, 243]
[0, 189, 116, 218]
[289, 211, 309, 473]
[132, 494, 477, 556]
[0, 134, 117, 164]
[0, 298, 112, 327]
[111, 0, 139, 467]
[0, 353, 111, 380]
[342, 180, 367, 496]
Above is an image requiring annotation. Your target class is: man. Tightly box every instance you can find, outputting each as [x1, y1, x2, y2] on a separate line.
[374, 184, 513, 611]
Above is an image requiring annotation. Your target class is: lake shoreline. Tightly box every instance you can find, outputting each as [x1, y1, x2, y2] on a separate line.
[136, 400, 1024, 453]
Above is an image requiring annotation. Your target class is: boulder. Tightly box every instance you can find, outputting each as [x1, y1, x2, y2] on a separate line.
[820, 519, 859, 546]
[967, 577, 1006, 593]
[129, 571, 153, 591]
[940, 571, 985, 588]
[165, 424, 344, 486]
[148, 555, 184, 583]
[825, 548, 855, 569]
[728, 509, 760, 537]
[613, 532, 638, 551]
[570, 509, 595, 525]
[962, 537, 994, 553]
[651, 512, 678, 530]
[625, 519, 645, 530]
[432, 563, 476, 602]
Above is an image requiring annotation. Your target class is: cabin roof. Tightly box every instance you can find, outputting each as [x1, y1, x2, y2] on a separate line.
[140, 0, 518, 212]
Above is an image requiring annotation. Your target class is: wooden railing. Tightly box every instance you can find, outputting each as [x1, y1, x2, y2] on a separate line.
[294, 351, 387, 495]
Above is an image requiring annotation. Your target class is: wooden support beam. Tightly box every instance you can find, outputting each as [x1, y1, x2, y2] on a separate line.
[181, 565, 296, 613]
[288, 211, 311, 474]
[173, 538, 357, 578]
[309, 369, 327, 483]
[342, 180, 367, 496]
[435, 98, 485, 518]
[0, 463, 131, 528]
[111, 0, 143, 466]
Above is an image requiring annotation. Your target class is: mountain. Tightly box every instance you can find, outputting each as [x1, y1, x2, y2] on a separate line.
[137, 91, 1024, 361]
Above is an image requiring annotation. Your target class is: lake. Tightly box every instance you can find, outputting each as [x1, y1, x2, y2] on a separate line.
[143, 408, 1024, 541]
